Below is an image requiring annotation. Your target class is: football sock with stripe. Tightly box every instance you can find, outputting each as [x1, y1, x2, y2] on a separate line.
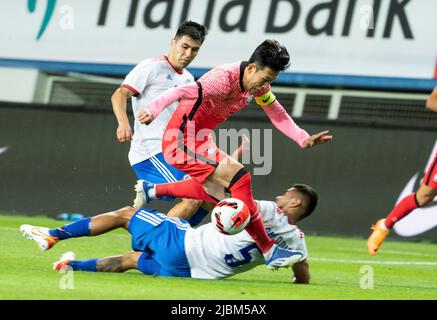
[48, 217, 91, 240]
[67, 259, 97, 272]
[384, 193, 419, 229]
[227, 170, 274, 254]
[188, 207, 209, 227]
[156, 179, 218, 203]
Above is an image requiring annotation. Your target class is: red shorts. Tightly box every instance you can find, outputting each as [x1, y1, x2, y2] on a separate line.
[422, 152, 437, 189]
[162, 107, 227, 184]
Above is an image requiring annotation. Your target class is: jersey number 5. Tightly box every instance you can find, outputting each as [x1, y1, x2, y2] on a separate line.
[224, 244, 262, 267]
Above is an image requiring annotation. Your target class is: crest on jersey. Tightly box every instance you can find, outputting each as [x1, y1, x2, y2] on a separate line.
[207, 147, 216, 156]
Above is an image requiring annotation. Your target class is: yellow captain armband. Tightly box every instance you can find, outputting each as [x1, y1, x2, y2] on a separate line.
[255, 90, 276, 107]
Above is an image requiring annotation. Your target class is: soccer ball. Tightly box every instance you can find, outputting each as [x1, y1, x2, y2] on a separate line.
[211, 198, 251, 235]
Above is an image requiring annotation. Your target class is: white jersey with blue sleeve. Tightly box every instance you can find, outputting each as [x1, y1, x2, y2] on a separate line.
[121, 56, 194, 166]
[184, 200, 308, 279]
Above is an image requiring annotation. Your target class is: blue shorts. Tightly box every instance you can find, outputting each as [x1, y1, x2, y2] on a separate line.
[128, 208, 191, 277]
[132, 153, 189, 184]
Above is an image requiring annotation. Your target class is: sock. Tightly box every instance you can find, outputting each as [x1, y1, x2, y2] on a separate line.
[67, 259, 98, 272]
[148, 186, 157, 199]
[156, 179, 218, 204]
[188, 207, 209, 227]
[385, 193, 419, 229]
[49, 217, 91, 240]
[228, 171, 274, 253]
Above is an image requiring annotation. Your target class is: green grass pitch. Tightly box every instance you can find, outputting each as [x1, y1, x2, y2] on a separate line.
[1, 214, 436, 300]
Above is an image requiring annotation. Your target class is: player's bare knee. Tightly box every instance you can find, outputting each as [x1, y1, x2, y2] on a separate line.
[416, 192, 435, 207]
[123, 251, 142, 269]
[115, 206, 136, 227]
[212, 158, 245, 187]
[228, 167, 250, 190]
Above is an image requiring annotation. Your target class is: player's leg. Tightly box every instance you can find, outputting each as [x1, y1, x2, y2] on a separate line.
[208, 154, 303, 268]
[54, 208, 192, 277]
[208, 155, 274, 251]
[53, 251, 142, 272]
[368, 154, 437, 255]
[416, 184, 437, 206]
[160, 137, 303, 267]
[137, 179, 224, 226]
[416, 154, 437, 206]
[129, 208, 191, 277]
[167, 198, 202, 220]
[150, 136, 248, 223]
[151, 178, 220, 203]
[132, 153, 205, 223]
[145, 131, 236, 206]
[21, 206, 135, 251]
[383, 184, 437, 228]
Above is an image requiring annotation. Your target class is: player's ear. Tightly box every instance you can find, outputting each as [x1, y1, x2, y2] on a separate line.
[247, 63, 257, 74]
[289, 197, 302, 208]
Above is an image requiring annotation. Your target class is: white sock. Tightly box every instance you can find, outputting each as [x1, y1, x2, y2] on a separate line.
[147, 186, 156, 199]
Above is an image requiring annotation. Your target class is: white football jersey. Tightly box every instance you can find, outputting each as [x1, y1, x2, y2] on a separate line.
[121, 56, 194, 165]
[184, 200, 308, 279]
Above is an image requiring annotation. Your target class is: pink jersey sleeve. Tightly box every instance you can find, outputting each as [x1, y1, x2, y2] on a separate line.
[147, 82, 199, 118]
[263, 100, 310, 147]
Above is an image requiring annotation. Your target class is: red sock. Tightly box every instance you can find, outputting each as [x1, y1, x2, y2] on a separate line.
[228, 172, 274, 253]
[156, 179, 218, 204]
[385, 193, 419, 228]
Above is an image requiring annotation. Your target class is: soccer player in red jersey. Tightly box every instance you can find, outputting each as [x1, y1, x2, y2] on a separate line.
[137, 40, 332, 268]
[368, 86, 437, 255]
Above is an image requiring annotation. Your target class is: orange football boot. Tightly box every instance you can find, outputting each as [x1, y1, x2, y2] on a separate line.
[367, 219, 390, 256]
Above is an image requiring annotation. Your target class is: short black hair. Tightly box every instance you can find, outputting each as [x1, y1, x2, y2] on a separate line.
[248, 39, 290, 72]
[290, 184, 318, 220]
[175, 20, 208, 43]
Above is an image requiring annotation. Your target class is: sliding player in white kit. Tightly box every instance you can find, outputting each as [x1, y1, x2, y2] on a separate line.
[20, 184, 316, 283]
[111, 21, 209, 224]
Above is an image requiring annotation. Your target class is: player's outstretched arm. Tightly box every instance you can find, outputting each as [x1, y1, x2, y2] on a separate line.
[292, 259, 310, 284]
[260, 96, 332, 148]
[111, 86, 135, 143]
[426, 86, 437, 112]
[139, 82, 200, 125]
[261, 99, 310, 145]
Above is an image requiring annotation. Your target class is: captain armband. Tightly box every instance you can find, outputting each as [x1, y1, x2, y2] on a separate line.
[255, 90, 276, 107]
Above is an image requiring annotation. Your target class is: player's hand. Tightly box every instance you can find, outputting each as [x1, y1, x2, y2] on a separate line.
[241, 133, 250, 154]
[300, 130, 332, 149]
[231, 133, 251, 162]
[116, 124, 132, 143]
[138, 108, 155, 125]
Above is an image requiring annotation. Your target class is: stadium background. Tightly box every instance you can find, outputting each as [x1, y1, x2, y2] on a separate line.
[1, 0, 436, 242]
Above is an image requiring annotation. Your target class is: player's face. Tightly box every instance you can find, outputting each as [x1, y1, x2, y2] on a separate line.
[169, 35, 202, 70]
[244, 64, 278, 94]
[276, 188, 306, 221]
